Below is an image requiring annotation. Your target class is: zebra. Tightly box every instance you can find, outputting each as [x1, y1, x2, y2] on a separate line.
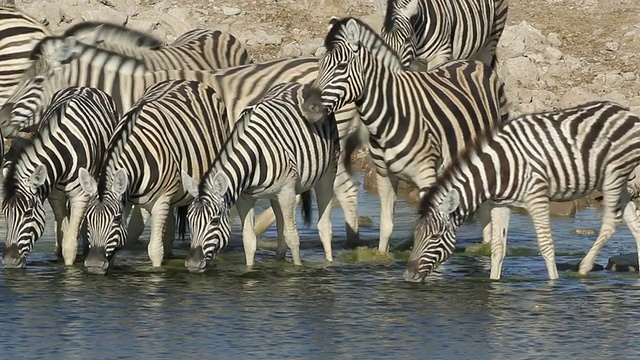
[0, 29, 252, 136]
[77, 79, 231, 274]
[0, 39, 363, 248]
[380, 0, 509, 70]
[181, 81, 339, 272]
[405, 101, 640, 281]
[62, 21, 165, 51]
[2, 86, 119, 268]
[0, 6, 50, 108]
[302, 17, 510, 254]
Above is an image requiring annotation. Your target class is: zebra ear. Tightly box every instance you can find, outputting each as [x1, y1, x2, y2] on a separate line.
[439, 189, 460, 216]
[210, 171, 229, 198]
[400, 0, 420, 17]
[78, 167, 97, 196]
[112, 168, 128, 197]
[327, 16, 340, 31]
[28, 164, 47, 190]
[345, 19, 360, 50]
[181, 170, 199, 198]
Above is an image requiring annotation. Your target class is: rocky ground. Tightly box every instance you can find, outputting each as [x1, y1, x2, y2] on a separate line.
[8, 0, 640, 215]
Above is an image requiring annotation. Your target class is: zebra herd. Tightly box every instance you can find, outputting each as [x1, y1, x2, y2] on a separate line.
[0, 0, 639, 282]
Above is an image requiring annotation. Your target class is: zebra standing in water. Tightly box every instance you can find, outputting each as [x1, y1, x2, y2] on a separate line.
[181, 82, 339, 272]
[0, 6, 50, 107]
[380, 0, 509, 70]
[405, 101, 640, 281]
[303, 17, 510, 254]
[1, 29, 251, 136]
[1, 39, 363, 249]
[78, 79, 230, 274]
[2, 87, 119, 268]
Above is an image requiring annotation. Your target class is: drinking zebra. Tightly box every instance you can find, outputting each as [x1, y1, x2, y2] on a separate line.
[405, 101, 640, 281]
[380, 0, 509, 70]
[181, 82, 339, 272]
[0, 6, 50, 107]
[78, 79, 231, 274]
[302, 17, 510, 254]
[2, 86, 119, 268]
[1, 38, 363, 247]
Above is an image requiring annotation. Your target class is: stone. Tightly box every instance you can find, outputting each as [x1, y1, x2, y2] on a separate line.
[548, 201, 576, 217]
[222, 6, 241, 16]
[277, 43, 302, 57]
[299, 38, 324, 56]
[571, 228, 597, 235]
[358, 216, 374, 228]
[556, 261, 604, 272]
[605, 41, 619, 51]
[606, 253, 639, 272]
[544, 46, 563, 63]
[547, 32, 562, 47]
[558, 87, 599, 108]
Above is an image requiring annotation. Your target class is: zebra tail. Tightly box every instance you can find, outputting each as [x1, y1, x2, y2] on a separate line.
[175, 205, 189, 241]
[343, 119, 368, 175]
[300, 191, 313, 227]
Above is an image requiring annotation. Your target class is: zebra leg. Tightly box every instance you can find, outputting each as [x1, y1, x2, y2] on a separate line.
[334, 166, 360, 249]
[276, 185, 303, 265]
[526, 196, 559, 280]
[126, 206, 147, 245]
[147, 197, 172, 267]
[579, 188, 625, 275]
[48, 193, 68, 260]
[269, 199, 287, 260]
[60, 198, 89, 266]
[622, 201, 640, 272]
[489, 206, 511, 280]
[236, 197, 258, 266]
[377, 173, 399, 253]
[162, 208, 175, 259]
[254, 206, 276, 237]
[316, 170, 335, 262]
[477, 202, 492, 245]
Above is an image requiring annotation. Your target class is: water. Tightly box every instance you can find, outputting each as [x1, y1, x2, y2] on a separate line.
[2, 177, 640, 359]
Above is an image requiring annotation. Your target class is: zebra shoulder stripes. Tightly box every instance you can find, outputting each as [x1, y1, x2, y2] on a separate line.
[380, 0, 509, 69]
[181, 82, 339, 272]
[2, 86, 119, 268]
[0, 6, 50, 107]
[78, 79, 230, 274]
[303, 17, 510, 254]
[405, 101, 640, 281]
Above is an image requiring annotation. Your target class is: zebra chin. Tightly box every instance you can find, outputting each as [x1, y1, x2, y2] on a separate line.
[185, 246, 208, 273]
[84, 246, 111, 275]
[2, 243, 26, 269]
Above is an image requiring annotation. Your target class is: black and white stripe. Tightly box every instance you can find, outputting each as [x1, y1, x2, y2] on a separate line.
[78, 79, 231, 274]
[62, 21, 164, 52]
[1, 86, 118, 268]
[380, 0, 509, 69]
[303, 17, 510, 254]
[181, 82, 339, 272]
[0, 6, 50, 107]
[1, 39, 364, 248]
[406, 101, 640, 281]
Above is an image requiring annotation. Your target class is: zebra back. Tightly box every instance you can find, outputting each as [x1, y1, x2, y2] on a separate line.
[62, 21, 164, 51]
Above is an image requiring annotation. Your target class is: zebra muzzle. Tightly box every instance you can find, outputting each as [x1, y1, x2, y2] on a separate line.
[185, 246, 207, 273]
[84, 246, 110, 275]
[403, 259, 427, 283]
[2, 243, 26, 269]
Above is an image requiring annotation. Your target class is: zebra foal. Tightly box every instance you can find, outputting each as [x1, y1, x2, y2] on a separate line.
[303, 17, 510, 254]
[406, 101, 640, 281]
[380, 0, 509, 70]
[78, 79, 230, 273]
[181, 82, 339, 272]
[2, 87, 119, 267]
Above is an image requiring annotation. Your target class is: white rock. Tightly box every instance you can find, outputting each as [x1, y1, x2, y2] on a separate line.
[623, 72, 636, 81]
[559, 87, 599, 108]
[277, 43, 302, 57]
[299, 38, 323, 55]
[314, 47, 326, 57]
[544, 46, 563, 62]
[547, 32, 562, 47]
[605, 41, 619, 51]
[222, 6, 241, 16]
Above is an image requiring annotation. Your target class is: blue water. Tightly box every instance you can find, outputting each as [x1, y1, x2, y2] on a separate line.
[2, 177, 640, 359]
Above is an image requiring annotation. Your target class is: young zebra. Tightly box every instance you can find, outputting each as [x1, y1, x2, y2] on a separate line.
[303, 17, 510, 254]
[1, 38, 363, 248]
[77, 79, 230, 274]
[380, 0, 509, 70]
[2, 87, 119, 268]
[405, 101, 640, 281]
[0, 6, 50, 107]
[1, 29, 251, 136]
[181, 82, 339, 272]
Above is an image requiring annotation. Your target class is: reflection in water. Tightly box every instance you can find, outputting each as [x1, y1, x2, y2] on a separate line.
[2, 181, 640, 358]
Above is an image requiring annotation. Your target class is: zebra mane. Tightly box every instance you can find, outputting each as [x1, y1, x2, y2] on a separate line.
[382, 0, 397, 31]
[63, 21, 164, 50]
[325, 17, 404, 70]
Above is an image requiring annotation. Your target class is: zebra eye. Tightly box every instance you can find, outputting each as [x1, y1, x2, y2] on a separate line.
[113, 213, 122, 223]
[210, 216, 221, 226]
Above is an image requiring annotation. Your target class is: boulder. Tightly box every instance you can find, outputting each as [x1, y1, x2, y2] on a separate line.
[606, 253, 639, 272]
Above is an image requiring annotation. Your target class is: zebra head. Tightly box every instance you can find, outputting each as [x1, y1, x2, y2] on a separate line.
[2, 164, 48, 268]
[79, 167, 128, 275]
[0, 37, 79, 137]
[381, 0, 420, 67]
[405, 189, 461, 282]
[307, 18, 366, 114]
[182, 170, 231, 273]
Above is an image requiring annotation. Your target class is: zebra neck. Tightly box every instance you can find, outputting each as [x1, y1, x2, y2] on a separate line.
[14, 151, 57, 200]
[211, 163, 253, 210]
[440, 165, 496, 224]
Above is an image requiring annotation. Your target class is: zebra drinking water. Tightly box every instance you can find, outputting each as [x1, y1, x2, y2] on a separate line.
[303, 17, 510, 254]
[405, 101, 640, 281]
[2, 86, 119, 267]
[380, 0, 509, 70]
[78, 79, 231, 274]
[181, 82, 339, 272]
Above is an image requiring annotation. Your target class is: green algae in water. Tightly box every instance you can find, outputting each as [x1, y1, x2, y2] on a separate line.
[336, 246, 395, 263]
